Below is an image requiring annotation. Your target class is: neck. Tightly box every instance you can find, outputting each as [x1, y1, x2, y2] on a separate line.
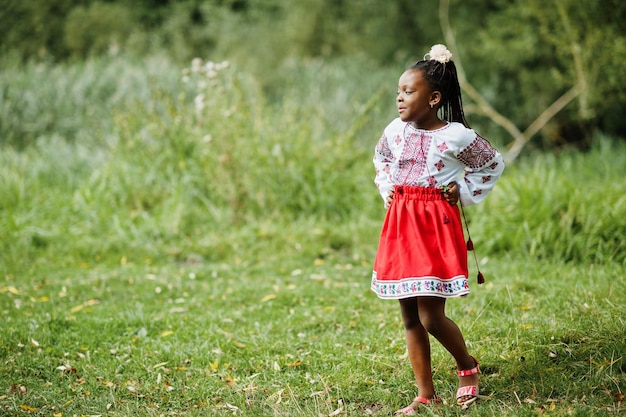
[410, 118, 446, 131]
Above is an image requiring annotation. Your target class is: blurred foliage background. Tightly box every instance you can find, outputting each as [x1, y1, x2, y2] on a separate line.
[1, 0, 625, 150]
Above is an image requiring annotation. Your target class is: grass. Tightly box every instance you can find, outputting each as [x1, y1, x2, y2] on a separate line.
[1, 256, 624, 416]
[1, 55, 625, 416]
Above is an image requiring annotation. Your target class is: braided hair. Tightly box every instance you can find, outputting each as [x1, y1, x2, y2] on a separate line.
[408, 59, 469, 128]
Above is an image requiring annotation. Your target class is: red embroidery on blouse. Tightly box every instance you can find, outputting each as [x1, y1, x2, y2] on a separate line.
[435, 159, 445, 171]
[457, 135, 497, 169]
[397, 132, 431, 185]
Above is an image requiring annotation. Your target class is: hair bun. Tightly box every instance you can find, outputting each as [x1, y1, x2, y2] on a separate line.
[425, 44, 452, 63]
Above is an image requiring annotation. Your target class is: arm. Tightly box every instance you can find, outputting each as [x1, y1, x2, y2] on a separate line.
[456, 134, 505, 206]
[373, 133, 395, 207]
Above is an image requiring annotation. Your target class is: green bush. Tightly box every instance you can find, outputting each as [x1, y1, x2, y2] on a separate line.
[0, 55, 624, 272]
[64, 2, 136, 57]
[469, 138, 626, 263]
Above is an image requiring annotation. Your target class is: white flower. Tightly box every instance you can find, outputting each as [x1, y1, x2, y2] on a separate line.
[194, 94, 205, 111]
[191, 57, 203, 73]
[426, 44, 452, 63]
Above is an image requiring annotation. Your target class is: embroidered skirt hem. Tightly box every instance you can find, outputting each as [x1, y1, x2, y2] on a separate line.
[371, 272, 469, 299]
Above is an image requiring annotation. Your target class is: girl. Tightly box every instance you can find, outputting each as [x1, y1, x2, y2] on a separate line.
[371, 44, 504, 414]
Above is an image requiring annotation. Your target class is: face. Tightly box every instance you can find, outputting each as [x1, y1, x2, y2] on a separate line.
[396, 69, 438, 126]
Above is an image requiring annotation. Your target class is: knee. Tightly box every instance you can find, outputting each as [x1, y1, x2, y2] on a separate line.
[402, 314, 422, 331]
[418, 311, 445, 335]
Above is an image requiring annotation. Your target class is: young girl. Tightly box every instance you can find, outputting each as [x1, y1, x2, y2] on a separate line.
[371, 44, 504, 414]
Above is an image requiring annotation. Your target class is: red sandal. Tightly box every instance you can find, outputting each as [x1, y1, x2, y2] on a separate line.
[394, 395, 441, 416]
[456, 357, 480, 408]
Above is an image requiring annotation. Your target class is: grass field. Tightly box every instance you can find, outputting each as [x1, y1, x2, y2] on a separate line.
[1, 55, 624, 416]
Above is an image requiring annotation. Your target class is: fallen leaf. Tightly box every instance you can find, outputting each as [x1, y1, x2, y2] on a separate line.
[261, 294, 276, 302]
[56, 364, 71, 371]
[152, 362, 168, 369]
[225, 375, 237, 387]
[615, 393, 625, 400]
[70, 299, 100, 313]
[224, 403, 241, 413]
[19, 405, 37, 412]
[164, 380, 175, 392]
[328, 407, 344, 416]
[0, 286, 20, 294]
[160, 330, 174, 337]
[9, 384, 27, 395]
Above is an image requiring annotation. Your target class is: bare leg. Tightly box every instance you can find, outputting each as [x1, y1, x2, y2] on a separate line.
[416, 297, 479, 400]
[398, 297, 436, 400]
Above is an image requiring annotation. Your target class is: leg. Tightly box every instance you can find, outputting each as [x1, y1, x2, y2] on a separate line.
[416, 297, 479, 404]
[398, 297, 436, 400]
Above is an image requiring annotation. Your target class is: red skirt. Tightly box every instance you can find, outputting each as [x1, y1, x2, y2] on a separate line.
[371, 185, 469, 299]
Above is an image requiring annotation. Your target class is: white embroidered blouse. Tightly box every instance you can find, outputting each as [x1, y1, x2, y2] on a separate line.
[374, 119, 504, 207]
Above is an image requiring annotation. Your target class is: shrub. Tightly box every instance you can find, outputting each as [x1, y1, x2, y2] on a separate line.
[64, 2, 136, 58]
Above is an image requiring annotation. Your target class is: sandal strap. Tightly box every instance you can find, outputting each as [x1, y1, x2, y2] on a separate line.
[457, 356, 480, 377]
[415, 396, 440, 405]
[456, 385, 479, 399]
[457, 365, 479, 377]
[395, 396, 440, 415]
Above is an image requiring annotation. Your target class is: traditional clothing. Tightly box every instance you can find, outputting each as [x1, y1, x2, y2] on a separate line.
[371, 119, 504, 299]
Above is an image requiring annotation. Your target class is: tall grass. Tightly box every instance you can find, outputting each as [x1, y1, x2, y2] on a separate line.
[1, 55, 624, 271]
[0, 54, 391, 270]
[469, 139, 626, 264]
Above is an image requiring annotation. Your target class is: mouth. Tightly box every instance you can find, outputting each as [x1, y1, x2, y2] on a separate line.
[398, 107, 406, 113]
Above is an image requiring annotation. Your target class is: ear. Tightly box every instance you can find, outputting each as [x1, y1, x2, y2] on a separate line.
[429, 91, 442, 108]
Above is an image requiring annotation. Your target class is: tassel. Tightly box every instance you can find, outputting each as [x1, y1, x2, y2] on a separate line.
[460, 203, 485, 285]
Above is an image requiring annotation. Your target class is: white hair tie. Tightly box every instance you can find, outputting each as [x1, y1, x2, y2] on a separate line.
[424, 44, 452, 63]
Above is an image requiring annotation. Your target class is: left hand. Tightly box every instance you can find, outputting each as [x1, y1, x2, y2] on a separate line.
[442, 182, 459, 205]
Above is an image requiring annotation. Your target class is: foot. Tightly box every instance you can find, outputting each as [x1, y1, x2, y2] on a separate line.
[395, 396, 441, 416]
[456, 357, 479, 407]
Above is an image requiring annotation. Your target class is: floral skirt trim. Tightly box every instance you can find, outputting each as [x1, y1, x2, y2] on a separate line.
[371, 271, 470, 299]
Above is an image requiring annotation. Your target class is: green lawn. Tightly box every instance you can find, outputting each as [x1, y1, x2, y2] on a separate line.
[2, 252, 624, 416]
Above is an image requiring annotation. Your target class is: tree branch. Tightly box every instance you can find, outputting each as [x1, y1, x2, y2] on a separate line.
[438, 0, 581, 163]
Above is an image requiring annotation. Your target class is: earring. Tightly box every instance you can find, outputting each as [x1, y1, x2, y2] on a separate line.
[430, 103, 434, 109]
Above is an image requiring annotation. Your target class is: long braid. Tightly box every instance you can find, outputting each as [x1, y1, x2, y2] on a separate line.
[409, 59, 469, 128]
[410, 50, 486, 284]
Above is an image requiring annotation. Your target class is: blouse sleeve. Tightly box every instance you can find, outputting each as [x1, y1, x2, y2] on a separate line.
[373, 132, 395, 205]
[456, 134, 505, 206]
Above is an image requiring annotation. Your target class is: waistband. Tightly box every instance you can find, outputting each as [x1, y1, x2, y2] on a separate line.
[394, 185, 444, 201]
